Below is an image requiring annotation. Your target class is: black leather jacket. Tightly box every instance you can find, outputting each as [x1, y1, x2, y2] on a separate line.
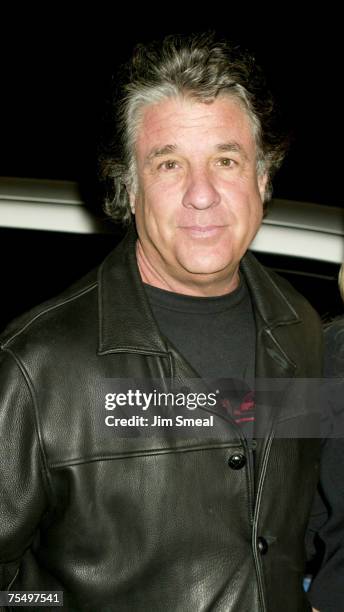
[0, 229, 322, 611]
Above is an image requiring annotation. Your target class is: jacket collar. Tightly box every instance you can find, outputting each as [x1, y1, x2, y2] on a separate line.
[98, 226, 169, 356]
[98, 225, 300, 374]
[240, 252, 300, 330]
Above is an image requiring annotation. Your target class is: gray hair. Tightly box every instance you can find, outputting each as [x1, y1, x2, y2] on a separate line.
[99, 32, 289, 224]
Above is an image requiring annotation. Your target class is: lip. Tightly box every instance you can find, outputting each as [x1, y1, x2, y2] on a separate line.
[179, 225, 226, 238]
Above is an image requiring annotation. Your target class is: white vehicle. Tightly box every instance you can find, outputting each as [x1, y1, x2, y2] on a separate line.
[1, 176, 343, 327]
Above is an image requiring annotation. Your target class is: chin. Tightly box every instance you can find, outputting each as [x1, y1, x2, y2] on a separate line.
[179, 255, 233, 276]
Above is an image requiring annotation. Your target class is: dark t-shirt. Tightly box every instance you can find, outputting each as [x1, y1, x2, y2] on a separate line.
[144, 276, 256, 437]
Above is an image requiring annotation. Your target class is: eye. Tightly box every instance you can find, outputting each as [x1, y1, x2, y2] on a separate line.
[215, 157, 238, 168]
[158, 160, 179, 171]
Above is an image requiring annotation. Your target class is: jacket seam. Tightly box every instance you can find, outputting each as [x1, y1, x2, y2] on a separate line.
[244, 438, 255, 526]
[168, 351, 175, 380]
[1, 347, 54, 506]
[49, 442, 244, 469]
[0, 282, 98, 348]
[98, 347, 169, 356]
[98, 261, 105, 351]
[252, 433, 274, 612]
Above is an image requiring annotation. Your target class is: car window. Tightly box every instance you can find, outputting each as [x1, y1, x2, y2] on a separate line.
[254, 252, 342, 322]
[1, 227, 342, 332]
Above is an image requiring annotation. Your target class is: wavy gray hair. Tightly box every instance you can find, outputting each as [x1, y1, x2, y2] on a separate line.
[99, 32, 289, 224]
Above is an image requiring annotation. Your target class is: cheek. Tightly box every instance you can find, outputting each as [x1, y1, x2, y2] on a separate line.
[141, 184, 179, 225]
[224, 180, 263, 219]
[136, 195, 178, 247]
[141, 171, 182, 198]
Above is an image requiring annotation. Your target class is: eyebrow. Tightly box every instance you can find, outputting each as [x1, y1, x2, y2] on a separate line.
[145, 141, 248, 163]
[146, 145, 177, 163]
[215, 142, 248, 159]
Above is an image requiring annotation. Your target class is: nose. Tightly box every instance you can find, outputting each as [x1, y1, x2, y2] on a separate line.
[182, 168, 220, 210]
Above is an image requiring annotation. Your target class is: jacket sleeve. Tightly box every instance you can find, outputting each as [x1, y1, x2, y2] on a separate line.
[0, 347, 50, 590]
[306, 437, 344, 611]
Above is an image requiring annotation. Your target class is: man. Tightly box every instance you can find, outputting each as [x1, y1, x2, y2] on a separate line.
[0, 33, 323, 611]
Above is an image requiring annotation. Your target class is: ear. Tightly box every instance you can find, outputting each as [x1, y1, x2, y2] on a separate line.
[258, 172, 268, 201]
[128, 191, 136, 215]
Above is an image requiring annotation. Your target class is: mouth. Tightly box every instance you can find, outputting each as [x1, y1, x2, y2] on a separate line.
[179, 225, 226, 238]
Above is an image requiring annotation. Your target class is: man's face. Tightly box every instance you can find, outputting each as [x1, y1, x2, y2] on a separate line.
[130, 95, 267, 295]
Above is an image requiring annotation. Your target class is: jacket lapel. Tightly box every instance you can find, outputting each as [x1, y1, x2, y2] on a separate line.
[240, 252, 304, 478]
[97, 226, 169, 357]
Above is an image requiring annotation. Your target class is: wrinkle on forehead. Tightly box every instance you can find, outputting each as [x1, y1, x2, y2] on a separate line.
[137, 96, 256, 163]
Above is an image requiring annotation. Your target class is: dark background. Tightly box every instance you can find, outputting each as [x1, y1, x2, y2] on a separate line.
[2, 12, 343, 208]
[1, 12, 343, 329]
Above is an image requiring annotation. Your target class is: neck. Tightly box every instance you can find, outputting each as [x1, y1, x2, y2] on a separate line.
[136, 240, 240, 297]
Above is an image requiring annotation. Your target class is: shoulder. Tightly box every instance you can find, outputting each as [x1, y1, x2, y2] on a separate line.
[324, 315, 344, 341]
[0, 267, 99, 355]
[324, 316, 344, 376]
[243, 251, 321, 327]
[269, 266, 320, 320]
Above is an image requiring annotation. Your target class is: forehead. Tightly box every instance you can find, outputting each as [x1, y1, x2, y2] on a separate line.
[135, 95, 256, 157]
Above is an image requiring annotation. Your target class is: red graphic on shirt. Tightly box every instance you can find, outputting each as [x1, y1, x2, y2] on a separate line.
[220, 390, 255, 424]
